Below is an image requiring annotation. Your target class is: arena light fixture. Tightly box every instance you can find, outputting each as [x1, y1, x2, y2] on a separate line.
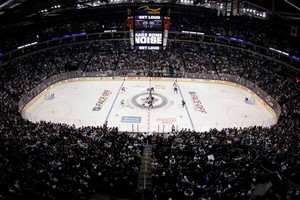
[292, 56, 300, 61]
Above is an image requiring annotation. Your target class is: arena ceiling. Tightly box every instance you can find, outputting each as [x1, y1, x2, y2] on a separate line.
[244, 0, 300, 20]
[0, 0, 299, 26]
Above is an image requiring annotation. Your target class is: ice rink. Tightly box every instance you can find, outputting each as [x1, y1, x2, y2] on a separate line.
[22, 77, 277, 133]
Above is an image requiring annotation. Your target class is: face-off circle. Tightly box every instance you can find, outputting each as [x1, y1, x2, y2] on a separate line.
[131, 93, 168, 109]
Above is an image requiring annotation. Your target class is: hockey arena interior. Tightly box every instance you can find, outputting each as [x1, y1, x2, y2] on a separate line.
[0, 0, 300, 200]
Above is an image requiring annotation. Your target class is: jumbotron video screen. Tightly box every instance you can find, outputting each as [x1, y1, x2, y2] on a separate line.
[128, 12, 169, 50]
[134, 30, 163, 50]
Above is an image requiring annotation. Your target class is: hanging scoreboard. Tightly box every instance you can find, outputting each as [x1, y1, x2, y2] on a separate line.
[128, 11, 170, 51]
[134, 15, 163, 50]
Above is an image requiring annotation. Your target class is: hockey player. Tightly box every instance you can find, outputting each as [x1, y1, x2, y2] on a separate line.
[173, 81, 177, 87]
[121, 99, 125, 107]
[181, 100, 186, 108]
[148, 100, 153, 109]
[173, 86, 178, 93]
[171, 124, 176, 133]
[148, 87, 154, 93]
[121, 87, 126, 93]
[150, 95, 154, 101]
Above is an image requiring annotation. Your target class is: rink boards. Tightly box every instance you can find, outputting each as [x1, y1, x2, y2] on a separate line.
[22, 77, 277, 133]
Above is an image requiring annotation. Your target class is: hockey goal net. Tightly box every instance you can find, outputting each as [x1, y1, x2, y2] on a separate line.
[45, 93, 54, 100]
[245, 97, 255, 105]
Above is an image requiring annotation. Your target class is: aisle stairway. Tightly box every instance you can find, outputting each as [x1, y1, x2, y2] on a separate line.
[137, 143, 153, 189]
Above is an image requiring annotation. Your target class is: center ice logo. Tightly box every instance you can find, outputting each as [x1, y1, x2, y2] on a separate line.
[131, 92, 168, 109]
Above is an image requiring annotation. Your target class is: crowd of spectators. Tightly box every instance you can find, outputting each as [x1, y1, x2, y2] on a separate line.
[0, 37, 299, 199]
[0, 7, 300, 200]
[0, 14, 127, 53]
[1, 6, 299, 60]
[0, 120, 144, 199]
[145, 107, 300, 199]
[178, 42, 299, 104]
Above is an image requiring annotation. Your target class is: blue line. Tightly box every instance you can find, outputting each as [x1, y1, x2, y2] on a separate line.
[104, 79, 125, 124]
[177, 82, 195, 131]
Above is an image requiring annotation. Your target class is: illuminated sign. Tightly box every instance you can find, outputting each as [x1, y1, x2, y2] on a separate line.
[131, 7, 165, 50]
[135, 46, 162, 50]
[134, 31, 162, 45]
[137, 6, 161, 15]
[134, 15, 162, 29]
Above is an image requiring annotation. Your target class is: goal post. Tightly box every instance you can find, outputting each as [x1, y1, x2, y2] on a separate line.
[245, 97, 255, 105]
[45, 93, 54, 100]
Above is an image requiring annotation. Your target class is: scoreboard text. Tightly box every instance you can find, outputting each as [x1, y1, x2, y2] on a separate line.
[134, 31, 162, 45]
[128, 10, 169, 51]
[134, 15, 162, 29]
[134, 15, 163, 50]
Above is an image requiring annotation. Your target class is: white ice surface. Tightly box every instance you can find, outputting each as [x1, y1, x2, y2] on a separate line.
[23, 78, 277, 133]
